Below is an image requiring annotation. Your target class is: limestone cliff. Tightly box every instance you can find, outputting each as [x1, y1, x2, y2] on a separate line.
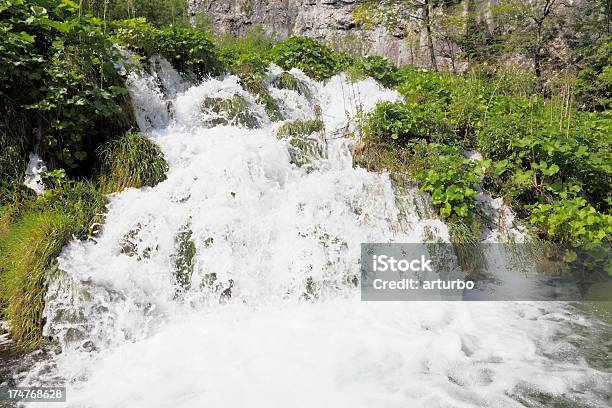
[187, 0, 471, 68]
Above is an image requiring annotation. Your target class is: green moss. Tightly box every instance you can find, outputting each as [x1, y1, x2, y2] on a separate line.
[174, 226, 196, 290]
[277, 119, 324, 138]
[201, 95, 261, 128]
[99, 134, 168, 193]
[0, 212, 72, 347]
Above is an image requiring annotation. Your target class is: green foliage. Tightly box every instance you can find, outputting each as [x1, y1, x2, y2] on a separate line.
[99, 134, 168, 193]
[271, 36, 349, 81]
[112, 18, 222, 78]
[359, 62, 610, 244]
[364, 101, 452, 144]
[1, 0, 135, 175]
[277, 119, 324, 138]
[474, 96, 611, 243]
[478, 99, 611, 210]
[353, 56, 399, 88]
[575, 36, 612, 111]
[457, 17, 503, 63]
[9, 171, 107, 239]
[530, 198, 612, 244]
[397, 67, 488, 142]
[79, 0, 189, 28]
[413, 145, 484, 219]
[0, 105, 29, 181]
[0, 212, 72, 347]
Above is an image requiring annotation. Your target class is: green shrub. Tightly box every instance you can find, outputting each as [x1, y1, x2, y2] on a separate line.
[112, 18, 222, 78]
[413, 145, 484, 219]
[478, 99, 611, 211]
[396, 67, 487, 142]
[364, 101, 452, 144]
[530, 198, 612, 244]
[575, 36, 612, 111]
[0, 211, 72, 347]
[0, 103, 29, 182]
[99, 134, 168, 193]
[271, 36, 349, 81]
[396, 67, 455, 105]
[34, 177, 107, 239]
[353, 56, 399, 88]
[277, 119, 324, 138]
[1, 0, 135, 176]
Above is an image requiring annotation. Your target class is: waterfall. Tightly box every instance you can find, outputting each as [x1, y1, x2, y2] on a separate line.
[20, 59, 610, 407]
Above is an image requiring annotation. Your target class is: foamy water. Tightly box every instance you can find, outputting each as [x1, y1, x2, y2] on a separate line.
[19, 61, 610, 407]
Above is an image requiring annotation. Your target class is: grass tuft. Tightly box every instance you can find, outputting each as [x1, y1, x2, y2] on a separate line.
[99, 134, 168, 193]
[0, 212, 72, 347]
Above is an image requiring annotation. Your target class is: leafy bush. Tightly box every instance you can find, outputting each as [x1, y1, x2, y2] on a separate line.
[478, 99, 611, 211]
[396, 67, 488, 142]
[0, 211, 72, 347]
[0, 104, 29, 181]
[575, 36, 612, 111]
[364, 101, 452, 144]
[1, 0, 135, 176]
[99, 134, 168, 193]
[530, 198, 611, 244]
[413, 146, 484, 219]
[353, 55, 399, 88]
[112, 18, 222, 78]
[271, 36, 349, 81]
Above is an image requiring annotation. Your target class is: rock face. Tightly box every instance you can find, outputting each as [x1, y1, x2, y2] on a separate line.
[187, 0, 470, 68]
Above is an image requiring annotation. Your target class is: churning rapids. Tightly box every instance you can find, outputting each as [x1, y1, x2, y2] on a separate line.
[15, 59, 610, 407]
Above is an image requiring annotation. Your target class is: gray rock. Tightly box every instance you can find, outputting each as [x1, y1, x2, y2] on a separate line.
[187, 0, 532, 69]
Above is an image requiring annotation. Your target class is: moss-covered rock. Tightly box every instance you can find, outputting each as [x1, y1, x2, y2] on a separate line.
[273, 72, 311, 98]
[201, 95, 261, 128]
[173, 225, 196, 291]
[239, 77, 284, 122]
[277, 119, 324, 138]
[99, 134, 168, 194]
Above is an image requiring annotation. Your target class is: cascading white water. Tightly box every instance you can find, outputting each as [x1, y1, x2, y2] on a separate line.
[21, 61, 610, 407]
